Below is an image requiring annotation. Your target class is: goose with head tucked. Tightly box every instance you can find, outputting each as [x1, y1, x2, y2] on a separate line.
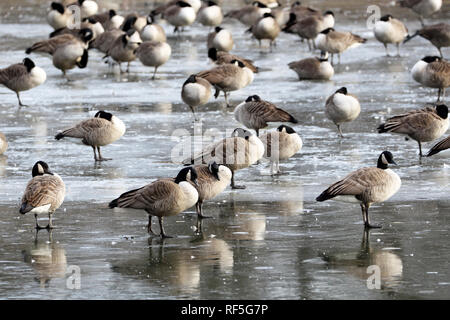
[208, 48, 258, 73]
[234, 95, 298, 136]
[55, 110, 126, 161]
[397, 0, 442, 26]
[288, 56, 334, 80]
[225, 1, 271, 27]
[141, 15, 166, 42]
[164, 1, 197, 33]
[404, 23, 450, 58]
[20, 161, 66, 230]
[377, 104, 449, 157]
[325, 87, 361, 138]
[259, 125, 302, 175]
[411, 56, 450, 102]
[316, 151, 401, 229]
[248, 12, 280, 48]
[135, 41, 171, 79]
[47, 2, 73, 30]
[104, 28, 142, 73]
[198, 1, 223, 27]
[0, 58, 46, 107]
[207, 26, 234, 52]
[109, 167, 199, 238]
[181, 74, 212, 120]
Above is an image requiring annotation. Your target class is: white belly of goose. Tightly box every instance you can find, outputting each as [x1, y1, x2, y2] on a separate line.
[30, 204, 52, 215]
[374, 21, 396, 43]
[141, 25, 165, 42]
[411, 60, 427, 84]
[179, 181, 199, 210]
[414, 0, 442, 16]
[199, 6, 223, 26]
[47, 11, 69, 29]
[318, 61, 334, 79]
[328, 93, 361, 124]
[183, 83, 210, 106]
[213, 30, 233, 52]
[170, 7, 196, 27]
[30, 66, 47, 88]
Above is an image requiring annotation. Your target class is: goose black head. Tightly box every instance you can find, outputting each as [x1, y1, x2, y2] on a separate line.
[122, 16, 137, 31]
[232, 128, 252, 140]
[317, 57, 329, 62]
[95, 110, 113, 121]
[263, 13, 275, 19]
[177, 1, 192, 7]
[335, 87, 347, 95]
[208, 161, 221, 181]
[215, 26, 223, 33]
[208, 47, 218, 60]
[377, 151, 397, 170]
[230, 59, 245, 68]
[422, 56, 441, 63]
[253, 1, 268, 8]
[146, 14, 154, 25]
[84, 17, 97, 24]
[32, 161, 53, 177]
[380, 14, 393, 22]
[79, 28, 94, 43]
[245, 95, 260, 102]
[109, 9, 117, 18]
[277, 125, 296, 134]
[23, 58, 35, 72]
[320, 27, 334, 34]
[436, 104, 448, 119]
[207, 1, 217, 6]
[51, 2, 65, 14]
[286, 12, 297, 25]
[184, 74, 197, 86]
[175, 166, 198, 185]
[324, 10, 334, 16]
[78, 0, 85, 5]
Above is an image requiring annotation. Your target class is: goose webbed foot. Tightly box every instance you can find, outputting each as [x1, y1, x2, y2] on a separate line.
[231, 184, 246, 189]
[364, 223, 382, 229]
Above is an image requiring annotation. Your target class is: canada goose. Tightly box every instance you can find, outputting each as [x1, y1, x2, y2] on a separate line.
[55, 110, 126, 161]
[192, 161, 232, 218]
[47, 2, 72, 30]
[88, 9, 117, 27]
[283, 11, 335, 51]
[104, 29, 142, 73]
[109, 167, 199, 238]
[397, 0, 442, 26]
[288, 56, 334, 80]
[196, 59, 254, 107]
[198, 1, 223, 27]
[325, 87, 361, 137]
[316, 151, 401, 229]
[181, 74, 212, 120]
[135, 41, 171, 80]
[404, 23, 450, 58]
[0, 132, 7, 155]
[411, 56, 450, 101]
[225, 1, 271, 26]
[427, 135, 450, 156]
[207, 27, 234, 52]
[290, 1, 320, 17]
[121, 14, 147, 32]
[377, 104, 449, 156]
[374, 14, 408, 56]
[26, 29, 93, 76]
[208, 48, 259, 73]
[141, 15, 166, 42]
[0, 58, 46, 107]
[248, 12, 280, 48]
[49, 17, 104, 41]
[234, 95, 298, 136]
[67, 0, 99, 19]
[182, 128, 264, 189]
[248, 0, 279, 8]
[20, 161, 66, 230]
[164, 1, 197, 33]
[90, 20, 134, 54]
[316, 28, 367, 64]
[259, 125, 302, 175]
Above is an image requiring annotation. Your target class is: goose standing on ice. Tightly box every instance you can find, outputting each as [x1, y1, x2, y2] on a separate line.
[181, 74, 212, 120]
[325, 87, 361, 137]
[374, 14, 408, 56]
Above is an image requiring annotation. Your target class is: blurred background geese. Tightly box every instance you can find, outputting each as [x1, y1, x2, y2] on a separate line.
[197, 1, 223, 27]
[288, 56, 334, 80]
[397, 0, 442, 26]
[26, 28, 93, 76]
[234, 95, 298, 136]
[192, 161, 232, 219]
[140, 16, 166, 42]
[55, 110, 126, 161]
[248, 12, 280, 49]
[108, 167, 199, 238]
[411, 56, 450, 102]
[47, 2, 72, 30]
[374, 14, 408, 56]
[135, 41, 171, 79]
[378, 104, 449, 156]
[207, 26, 234, 52]
[427, 135, 450, 157]
[104, 29, 142, 73]
[225, 1, 271, 27]
[164, 1, 197, 33]
[259, 125, 302, 175]
[0, 132, 7, 155]
[404, 23, 449, 58]
[316, 151, 401, 229]
[325, 87, 361, 137]
[183, 128, 264, 189]
[19, 161, 66, 230]
[317, 28, 367, 64]
[0, 58, 46, 107]
[181, 74, 212, 120]
[208, 48, 258, 73]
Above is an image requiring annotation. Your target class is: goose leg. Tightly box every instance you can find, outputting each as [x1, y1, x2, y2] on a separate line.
[189, 105, 198, 121]
[46, 213, 54, 229]
[396, 43, 400, 56]
[92, 146, 98, 161]
[16, 92, 28, 107]
[418, 141, 423, 157]
[197, 201, 212, 219]
[438, 47, 443, 58]
[158, 217, 172, 238]
[363, 204, 381, 229]
[35, 214, 45, 230]
[126, 62, 130, 73]
[152, 67, 158, 80]
[231, 170, 246, 189]
[147, 215, 156, 235]
[97, 146, 111, 161]
[270, 161, 275, 176]
[383, 43, 389, 56]
[224, 91, 231, 107]
[337, 124, 344, 138]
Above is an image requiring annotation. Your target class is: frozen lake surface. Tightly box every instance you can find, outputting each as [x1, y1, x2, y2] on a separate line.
[0, 0, 449, 299]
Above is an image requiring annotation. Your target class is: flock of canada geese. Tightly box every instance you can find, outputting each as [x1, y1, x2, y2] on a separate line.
[0, 0, 449, 238]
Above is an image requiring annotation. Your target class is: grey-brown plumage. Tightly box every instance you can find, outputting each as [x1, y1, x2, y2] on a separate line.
[134, 41, 171, 79]
[316, 151, 401, 229]
[316, 28, 367, 64]
[234, 95, 298, 136]
[208, 47, 259, 73]
[0, 132, 7, 155]
[398, 0, 442, 26]
[0, 58, 47, 107]
[108, 167, 199, 238]
[404, 23, 450, 58]
[225, 1, 271, 26]
[288, 57, 334, 80]
[91, 28, 124, 53]
[55, 110, 126, 161]
[20, 161, 66, 229]
[104, 29, 142, 73]
[377, 104, 449, 156]
[427, 135, 450, 156]
[207, 26, 234, 52]
[248, 13, 280, 48]
[49, 18, 104, 41]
